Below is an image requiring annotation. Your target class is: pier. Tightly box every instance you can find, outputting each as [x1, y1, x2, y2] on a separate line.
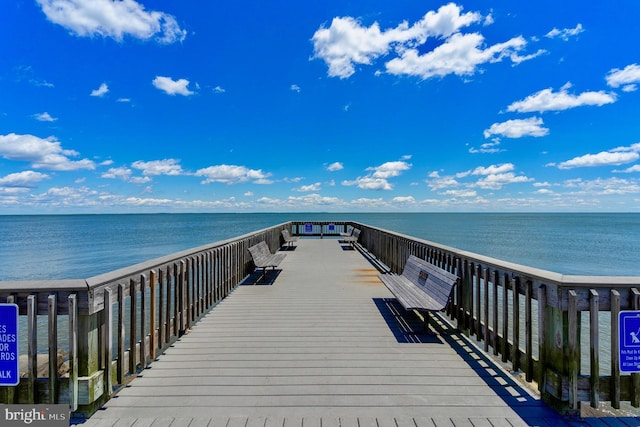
[2, 221, 640, 426]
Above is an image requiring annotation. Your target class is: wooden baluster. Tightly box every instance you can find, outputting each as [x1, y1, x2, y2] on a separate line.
[166, 265, 173, 342]
[501, 273, 509, 363]
[158, 268, 165, 349]
[525, 280, 533, 382]
[140, 274, 147, 369]
[68, 294, 78, 412]
[483, 267, 490, 352]
[27, 295, 37, 403]
[492, 270, 499, 356]
[129, 279, 137, 374]
[475, 264, 482, 342]
[48, 294, 58, 403]
[150, 270, 156, 360]
[538, 285, 547, 393]
[568, 290, 578, 411]
[512, 277, 520, 371]
[117, 283, 125, 385]
[173, 262, 179, 337]
[589, 289, 599, 408]
[104, 287, 113, 397]
[611, 289, 621, 409]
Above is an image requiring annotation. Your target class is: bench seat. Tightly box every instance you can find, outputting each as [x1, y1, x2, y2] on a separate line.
[341, 228, 361, 247]
[248, 241, 286, 282]
[378, 255, 458, 314]
[281, 229, 299, 248]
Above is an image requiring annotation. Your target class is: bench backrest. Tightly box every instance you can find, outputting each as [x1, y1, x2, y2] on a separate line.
[281, 229, 293, 240]
[248, 241, 271, 264]
[352, 228, 361, 240]
[402, 255, 458, 308]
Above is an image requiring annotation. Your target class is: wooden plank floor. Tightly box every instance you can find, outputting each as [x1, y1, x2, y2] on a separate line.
[76, 239, 611, 427]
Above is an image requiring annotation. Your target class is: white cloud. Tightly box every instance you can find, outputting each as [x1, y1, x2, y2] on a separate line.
[614, 165, 640, 173]
[117, 98, 131, 103]
[392, 196, 416, 203]
[472, 163, 514, 175]
[287, 193, 342, 206]
[0, 171, 49, 188]
[509, 49, 547, 65]
[562, 177, 640, 196]
[213, 86, 226, 94]
[290, 84, 301, 93]
[342, 176, 393, 190]
[472, 172, 533, 190]
[484, 117, 549, 138]
[195, 164, 272, 185]
[326, 161, 344, 171]
[554, 143, 640, 169]
[131, 159, 183, 176]
[343, 159, 411, 190]
[367, 160, 411, 178]
[468, 139, 504, 154]
[606, 64, 640, 92]
[440, 189, 477, 197]
[152, 76, 194, 96]
[506, 83, 616, 113]
[34, 112, 58, 122]
[312, 4, 483, 79]
[426, 172, 460, 190]
[545, 23, 584, 41]
[0, 133, 95, 171]
[294, 183, 321, 192]
[90, 82, 109, 97]
[36, 0, 186, 43]
[386, 32, 529, 79]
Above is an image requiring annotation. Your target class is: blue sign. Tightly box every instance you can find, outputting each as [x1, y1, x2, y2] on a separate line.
[304, 223, 313, 234]
[619, 311, 640, 373]
[328, 223, 335, 232]
[0, 303, 19, 386]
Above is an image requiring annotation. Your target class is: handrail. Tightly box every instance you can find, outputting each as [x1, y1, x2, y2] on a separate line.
[351, 221, 640, 414]
[0, 222, 291, 417]
[1, 219, 639, 417]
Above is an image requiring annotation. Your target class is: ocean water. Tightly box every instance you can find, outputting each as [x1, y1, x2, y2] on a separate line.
[1, 212, 639, 281]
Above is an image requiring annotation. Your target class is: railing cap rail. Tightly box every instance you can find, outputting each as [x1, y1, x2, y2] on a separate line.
[356, 222, 640, 286]
[85, 221, 290, 288]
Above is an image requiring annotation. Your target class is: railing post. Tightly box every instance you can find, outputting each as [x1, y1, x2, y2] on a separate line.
[76, 294, 104, 415]
[538, 285, 580, 414]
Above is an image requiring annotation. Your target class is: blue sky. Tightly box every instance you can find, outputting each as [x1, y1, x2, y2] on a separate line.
[1, 1, 640, 213]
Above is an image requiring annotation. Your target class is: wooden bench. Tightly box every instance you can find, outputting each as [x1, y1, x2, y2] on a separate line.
[248, 241, 286, 282]
[341, 228, 360, 247]
[281, 229, 299, 248]
[340, 225, 354, 237]
[378, 255, 458, 331]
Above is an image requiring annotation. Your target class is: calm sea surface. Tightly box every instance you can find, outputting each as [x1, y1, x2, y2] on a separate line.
[1, 213, 639, 281]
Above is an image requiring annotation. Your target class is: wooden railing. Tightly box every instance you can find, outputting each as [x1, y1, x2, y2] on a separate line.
[2, 219, 639, 417]
[352, 221, 640, 414]
[0, 222, 289, 417]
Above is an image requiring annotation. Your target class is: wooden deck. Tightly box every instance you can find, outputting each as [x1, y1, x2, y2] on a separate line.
[76, 239, 586, 426]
